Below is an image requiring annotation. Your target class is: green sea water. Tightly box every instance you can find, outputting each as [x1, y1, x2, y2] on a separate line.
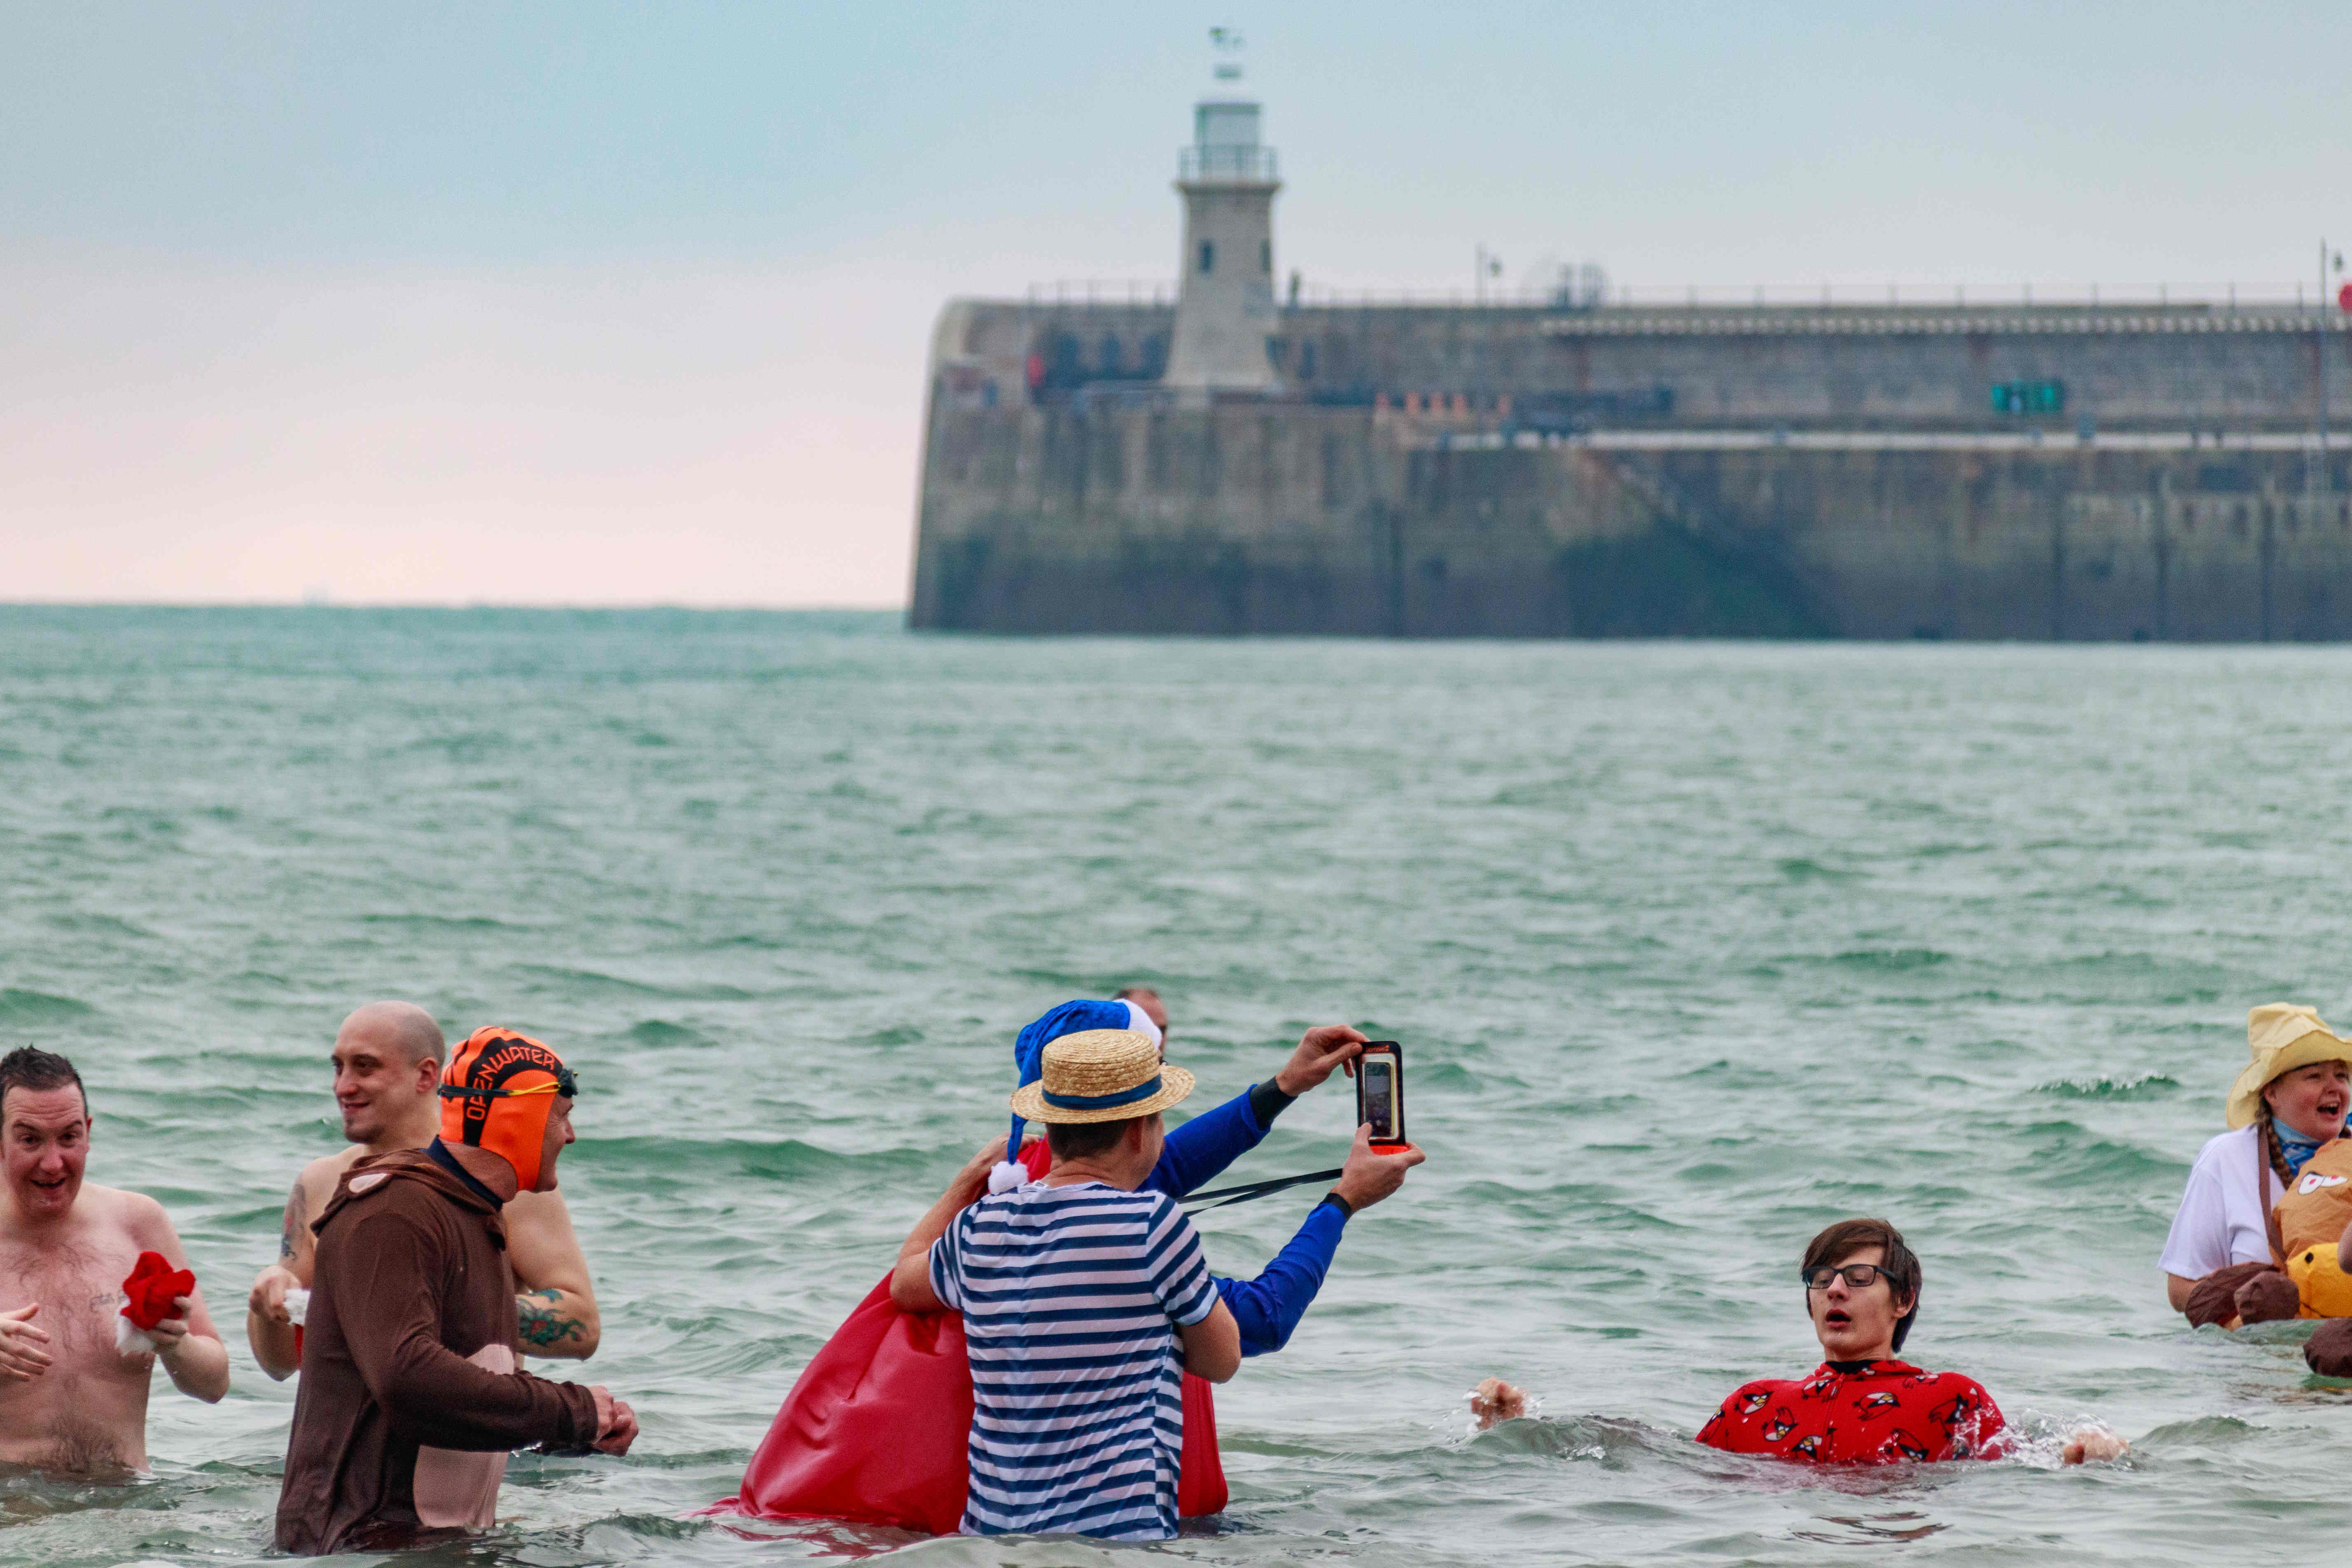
[3, 606, 2350, 1566]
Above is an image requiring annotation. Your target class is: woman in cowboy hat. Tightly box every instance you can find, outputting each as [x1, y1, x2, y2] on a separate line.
[2160, 1004, 2352, 1322]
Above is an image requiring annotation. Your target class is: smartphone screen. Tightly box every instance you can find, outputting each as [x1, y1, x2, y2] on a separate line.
[1358, 1043, 1406, 1145]
[1362, 1061, 1395, 1137]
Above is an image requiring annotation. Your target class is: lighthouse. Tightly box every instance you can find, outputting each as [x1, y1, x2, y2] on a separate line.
[1160, 98, 1282, 398]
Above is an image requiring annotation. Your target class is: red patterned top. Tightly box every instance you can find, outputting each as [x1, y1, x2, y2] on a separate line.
[1696, 1360, 2008, 1464]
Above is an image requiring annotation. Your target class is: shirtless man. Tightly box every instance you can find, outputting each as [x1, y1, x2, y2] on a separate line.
[0, 1046, 227, 1473]
[247, 1001, 600, 1372]
[276, 1027, 636, 1552]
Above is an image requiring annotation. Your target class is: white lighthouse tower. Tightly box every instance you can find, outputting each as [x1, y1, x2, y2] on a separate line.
[1160, 96, 1282, 400]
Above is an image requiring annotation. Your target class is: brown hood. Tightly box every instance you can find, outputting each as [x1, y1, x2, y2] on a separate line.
[313, 1147, 507, 1248]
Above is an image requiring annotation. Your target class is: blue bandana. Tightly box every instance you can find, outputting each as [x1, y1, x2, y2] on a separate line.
[2277, 1121, 2327, 1179]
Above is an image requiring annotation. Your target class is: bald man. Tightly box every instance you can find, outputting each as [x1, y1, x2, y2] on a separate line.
[248, 1005, 603, 1522]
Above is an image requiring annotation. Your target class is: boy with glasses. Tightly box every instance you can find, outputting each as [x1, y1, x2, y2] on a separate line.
[1474, 1218, 2126, 1465]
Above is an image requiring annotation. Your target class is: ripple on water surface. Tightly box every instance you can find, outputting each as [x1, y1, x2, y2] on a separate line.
[3, 611, 2352, 1566]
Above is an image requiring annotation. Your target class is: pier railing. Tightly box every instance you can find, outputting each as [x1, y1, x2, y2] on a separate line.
[1018, 279, 2345, 314]
[1288, 280, 2337, 311]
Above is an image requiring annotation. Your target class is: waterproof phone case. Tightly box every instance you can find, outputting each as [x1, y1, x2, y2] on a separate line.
[1356, 1041, 1406, 1147]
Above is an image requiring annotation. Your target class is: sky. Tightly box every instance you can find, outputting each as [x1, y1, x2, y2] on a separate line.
[4, 1, 2348, 608]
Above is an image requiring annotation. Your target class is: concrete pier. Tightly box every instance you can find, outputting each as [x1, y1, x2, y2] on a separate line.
[910, 355, 2352, 639]
[907, 100, 2352, 640]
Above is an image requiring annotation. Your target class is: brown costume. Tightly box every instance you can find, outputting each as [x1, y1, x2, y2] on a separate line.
[274, 1149, 598, 1555]
[2181, 1117, 2307, 1331]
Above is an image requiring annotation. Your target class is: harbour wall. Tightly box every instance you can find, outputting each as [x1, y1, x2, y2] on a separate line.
[911, 300, 2352, 639]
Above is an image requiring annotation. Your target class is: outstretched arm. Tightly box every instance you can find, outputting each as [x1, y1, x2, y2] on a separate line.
[1216, 1197, 1347, 1355]
[1152, 1026, 1368, 1196]
[1211, 1126, 1421, 1355]
[505, 1190, 600, 1359]
[1471, 1378, 1528, 1428]
[2062, 1427, 2129, 1463]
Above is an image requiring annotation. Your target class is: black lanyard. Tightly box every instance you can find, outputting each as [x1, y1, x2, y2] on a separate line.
[1183, 1167, 1344, 1215]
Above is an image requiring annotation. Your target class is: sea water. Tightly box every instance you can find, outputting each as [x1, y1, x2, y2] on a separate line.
[2, 606, 2347, 1566]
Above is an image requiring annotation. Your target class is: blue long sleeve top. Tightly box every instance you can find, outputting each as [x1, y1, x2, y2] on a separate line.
[1208, 1200, 1348, 1355]
[1146, 1083, 1349, 1357]
[1147, 1083, 1275, 1198]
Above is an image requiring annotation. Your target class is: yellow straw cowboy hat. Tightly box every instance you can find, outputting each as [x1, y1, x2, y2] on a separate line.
[1009, 1030, 1196, 1125]
[2226, 1004, 2352, 1129]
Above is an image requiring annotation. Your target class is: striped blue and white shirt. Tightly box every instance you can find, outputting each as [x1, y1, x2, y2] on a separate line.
[930, 1180, 1221, 1540]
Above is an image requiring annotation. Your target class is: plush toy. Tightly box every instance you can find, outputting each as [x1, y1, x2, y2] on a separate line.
[2276, 1140, 2352, 1258]
[115, 1250, 195, 1357]
[2287, 1244, 2352, 1319]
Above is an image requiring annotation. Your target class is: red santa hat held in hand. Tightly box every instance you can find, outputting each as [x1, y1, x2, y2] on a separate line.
[116, 1250, 195, 1356]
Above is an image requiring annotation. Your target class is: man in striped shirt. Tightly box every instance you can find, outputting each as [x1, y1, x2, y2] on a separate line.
[890, 1027, 1417, 1539]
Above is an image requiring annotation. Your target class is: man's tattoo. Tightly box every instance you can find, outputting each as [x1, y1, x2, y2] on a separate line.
[517, 1288, 585, 1349]
[278, 1178, 306, 1263]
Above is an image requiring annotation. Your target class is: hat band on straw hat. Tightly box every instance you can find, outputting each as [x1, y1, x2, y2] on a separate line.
[1043, 1076, 1164, 1112]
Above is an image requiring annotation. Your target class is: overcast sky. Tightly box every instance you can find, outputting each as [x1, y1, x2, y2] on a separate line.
[5, 1, 2347, 607]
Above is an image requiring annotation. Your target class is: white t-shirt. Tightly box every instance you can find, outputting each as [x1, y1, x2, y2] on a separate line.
[2159, 1124, 2284, 1278]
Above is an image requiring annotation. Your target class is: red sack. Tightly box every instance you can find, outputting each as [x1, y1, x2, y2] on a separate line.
[707, 1140, 1226, 1530]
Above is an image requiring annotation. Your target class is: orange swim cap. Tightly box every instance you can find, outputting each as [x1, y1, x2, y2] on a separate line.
[438, 1027, 575, 1192]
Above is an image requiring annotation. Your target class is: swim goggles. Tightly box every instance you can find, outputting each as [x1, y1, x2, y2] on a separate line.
[438, 1063, 579, 1102]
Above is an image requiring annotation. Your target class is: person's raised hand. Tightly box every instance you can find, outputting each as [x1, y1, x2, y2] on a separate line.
[954, 1133, 1013, 1196]
[1276, 1026, 1369, 1096]
[589, 1385, 639, 1455]
[1471, 1377, 1527, 1429]
[249, 1264, 297, 1325]
[1332, 1124, 1424, 1212]
[2061, 1425, 2128, 1464]
[0, 1305, 51, 1381]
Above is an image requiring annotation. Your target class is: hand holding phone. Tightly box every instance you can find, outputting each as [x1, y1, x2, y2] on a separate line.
[1332, 1124, 1425, 1211]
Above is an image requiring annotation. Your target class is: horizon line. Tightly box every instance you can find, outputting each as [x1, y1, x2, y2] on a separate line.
[0, 600, 910, 613]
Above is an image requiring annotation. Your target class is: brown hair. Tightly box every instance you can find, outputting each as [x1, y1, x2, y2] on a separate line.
[1047, 1114, 1143, 1161]
[1801, 1217, 1922, 1354]
[0, 1047, 86, 1120]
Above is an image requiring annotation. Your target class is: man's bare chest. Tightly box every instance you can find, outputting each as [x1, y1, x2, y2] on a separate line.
[0, 1235, 138, 1358]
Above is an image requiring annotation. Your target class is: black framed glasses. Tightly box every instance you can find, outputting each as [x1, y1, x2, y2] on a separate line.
[1802, 1264, 1885, 1292]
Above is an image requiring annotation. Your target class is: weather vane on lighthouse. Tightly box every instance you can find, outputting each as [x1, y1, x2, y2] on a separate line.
[1209, 26, 1244, 82]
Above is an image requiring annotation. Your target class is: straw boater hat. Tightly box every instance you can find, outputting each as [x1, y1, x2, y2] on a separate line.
[1008, 1030, 1195, 1125]
[2225, 1004, 2352, 1129]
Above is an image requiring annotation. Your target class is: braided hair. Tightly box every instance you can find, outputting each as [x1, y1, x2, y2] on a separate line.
[2258, 1103, 2296, 1192]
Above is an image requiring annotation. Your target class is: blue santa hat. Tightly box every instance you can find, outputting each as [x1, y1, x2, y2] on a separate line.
[989, 996, 1165, 1193]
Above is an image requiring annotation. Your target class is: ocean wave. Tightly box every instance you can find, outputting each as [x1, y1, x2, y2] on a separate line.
[2035, 1074, 2182, 1100]
[0, 988, 94, 1025]
[508, 965, 757, 1002]
[574, 1135, 933, 1184]
[1827, 947, 1951, 971]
